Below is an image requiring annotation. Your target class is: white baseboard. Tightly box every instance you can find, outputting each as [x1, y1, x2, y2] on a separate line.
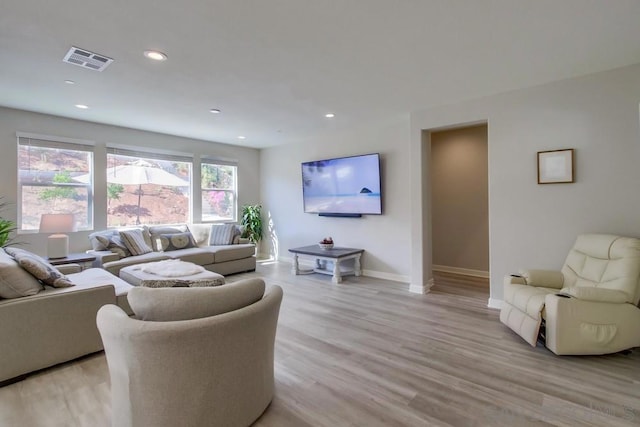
[432, 264, 489, 279]
[362, 269, 410, 283]
[279, 256, 409, 283]
[487, 298, 502, 310]
[409, 278, 434, 294]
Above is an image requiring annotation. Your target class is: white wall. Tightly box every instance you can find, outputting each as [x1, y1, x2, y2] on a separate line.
[0, 107, 260, 257]
[260, 116, 412, 282]
[411, 63, 640, 303]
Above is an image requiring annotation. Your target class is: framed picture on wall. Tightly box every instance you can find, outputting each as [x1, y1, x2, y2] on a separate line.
[537, 149, 575, 184]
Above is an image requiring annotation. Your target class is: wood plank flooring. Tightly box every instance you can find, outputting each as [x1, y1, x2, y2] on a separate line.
[1, 264, 639, 426]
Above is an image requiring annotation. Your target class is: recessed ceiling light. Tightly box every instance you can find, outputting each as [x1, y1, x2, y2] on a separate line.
[237, 136, 246, 140]
[325, 113, 335, 118]
[64, 80, 75, 85]
[144, 50, 167, 61]
[209, 109, 221, 114]
[75, 104, 89, 109]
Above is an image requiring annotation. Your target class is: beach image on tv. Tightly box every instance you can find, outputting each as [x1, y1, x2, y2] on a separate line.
[301, 154, 381, 214]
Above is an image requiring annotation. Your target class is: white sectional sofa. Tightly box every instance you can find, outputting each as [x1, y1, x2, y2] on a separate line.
[0, 248, 133, 384]
[88, 223, 256, 277]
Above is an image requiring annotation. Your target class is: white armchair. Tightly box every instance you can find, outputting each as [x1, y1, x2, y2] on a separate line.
[97, 278, 283, 427]
[500, 234, 640, 355]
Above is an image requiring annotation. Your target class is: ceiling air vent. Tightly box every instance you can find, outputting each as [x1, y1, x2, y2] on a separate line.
[62, 46, 113, 72]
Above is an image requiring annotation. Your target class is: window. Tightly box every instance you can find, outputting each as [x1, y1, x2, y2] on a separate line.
[106, 148, 192, 227]
[201, 161, 237, 222]
[18, 136, 94, 231]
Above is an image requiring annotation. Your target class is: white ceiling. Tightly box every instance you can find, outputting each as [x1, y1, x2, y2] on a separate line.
[2, 1, 640, 149]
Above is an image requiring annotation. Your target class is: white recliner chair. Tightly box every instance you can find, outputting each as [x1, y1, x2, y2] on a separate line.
[500, 234, 640, 355]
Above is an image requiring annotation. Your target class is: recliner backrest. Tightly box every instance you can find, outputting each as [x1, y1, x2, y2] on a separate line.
[561, 234, 640, 304]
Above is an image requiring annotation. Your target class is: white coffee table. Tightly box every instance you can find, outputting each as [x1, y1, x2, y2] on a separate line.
[288, 245, 364, 284]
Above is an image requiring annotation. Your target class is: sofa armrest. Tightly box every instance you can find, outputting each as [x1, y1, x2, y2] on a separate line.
[238, 237, 251, 245]
[57, 264, 82, 274]
[0, 284, 116, 382]
[520, 269, 564, 289]
[559, 287, 630, 304]
[87, 250, 121, 268]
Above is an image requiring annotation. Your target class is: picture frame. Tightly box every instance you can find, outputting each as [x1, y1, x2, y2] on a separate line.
[537, 149, 575, 184]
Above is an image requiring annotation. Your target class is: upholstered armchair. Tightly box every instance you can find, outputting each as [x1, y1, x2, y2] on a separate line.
[97, 278, 283, 427]
[500, 234, 640, 355]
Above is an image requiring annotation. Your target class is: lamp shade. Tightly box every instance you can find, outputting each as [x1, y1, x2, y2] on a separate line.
[39, 214, 76, 233]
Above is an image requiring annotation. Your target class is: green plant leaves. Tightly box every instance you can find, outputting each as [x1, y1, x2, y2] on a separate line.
[240, 204, 262, 244]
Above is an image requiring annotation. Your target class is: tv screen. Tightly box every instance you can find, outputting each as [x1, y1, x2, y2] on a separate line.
[301, 153, 382, 215]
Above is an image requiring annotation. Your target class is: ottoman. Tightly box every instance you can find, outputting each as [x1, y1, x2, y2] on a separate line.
[119, 260, 225, 288]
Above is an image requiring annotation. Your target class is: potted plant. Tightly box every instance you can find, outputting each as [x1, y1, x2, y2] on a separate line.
[240, 204, 263, 245]
[0, 197, 17, 247]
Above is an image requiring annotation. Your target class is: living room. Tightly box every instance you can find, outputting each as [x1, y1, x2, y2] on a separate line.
[2, 1, 640, 426]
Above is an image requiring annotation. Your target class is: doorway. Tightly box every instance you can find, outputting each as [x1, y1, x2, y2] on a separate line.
[429, 124, 489, 283]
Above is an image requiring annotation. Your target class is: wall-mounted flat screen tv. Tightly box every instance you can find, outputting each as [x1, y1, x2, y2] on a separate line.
[301, 153, 382, 215]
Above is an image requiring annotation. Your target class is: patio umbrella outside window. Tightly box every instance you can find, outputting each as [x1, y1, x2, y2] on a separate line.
[75, 159, 189, 224]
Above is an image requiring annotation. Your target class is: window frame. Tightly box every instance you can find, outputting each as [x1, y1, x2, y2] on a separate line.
[17, 133, 95, 233]
[200, 159, 238, 223]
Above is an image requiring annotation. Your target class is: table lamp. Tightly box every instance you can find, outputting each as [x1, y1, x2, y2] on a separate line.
[39, 213, 76, 259]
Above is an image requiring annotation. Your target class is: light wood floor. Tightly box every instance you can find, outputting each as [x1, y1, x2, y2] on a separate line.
[1, 263, 639, 426]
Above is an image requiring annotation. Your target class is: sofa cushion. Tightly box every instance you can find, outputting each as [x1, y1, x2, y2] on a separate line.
[103, 252, 172, 276]
[209, 224, 236, 245]
[96, 234, 131, 258]
[127, 278, 265, 321]
[206, 244, 255, 263]
[165, 247, 215, 265]
[159, 232, 197, 251]
[66, 268, 134, 315]
[0, 249, 44, 298]
[5, 247, 74, 288]
[148, 224, 189, 251]
[120, 229, 153, 256]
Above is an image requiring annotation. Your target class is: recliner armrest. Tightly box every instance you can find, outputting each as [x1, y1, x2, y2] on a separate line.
[558, 287, 630, 304]
[520, 269, 564, 289]
[504, 274, 526, 286]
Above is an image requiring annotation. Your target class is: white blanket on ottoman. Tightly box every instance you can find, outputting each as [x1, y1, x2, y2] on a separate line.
[120, 261, 225, 288]
[141, 259, 204, 277]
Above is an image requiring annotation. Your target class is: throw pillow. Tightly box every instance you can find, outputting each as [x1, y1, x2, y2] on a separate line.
[0, 249, 44, 298]
[88, 230, 117, 251]
[209, 224, 236, 245]
[96, 234, 131, 258]
[148, 225, 189, 251]
[232, 225, 245, 244]
[158, 232, 197, 251]
[187, 224, 212, 247]
[119, 229, 154, 256]
[5, 247, 74, 288]
[128, 278, 265, 321]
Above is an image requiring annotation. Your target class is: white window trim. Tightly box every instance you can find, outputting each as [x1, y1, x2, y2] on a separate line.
[17, 134, 95, 233]
[200, 160, 238, 223]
